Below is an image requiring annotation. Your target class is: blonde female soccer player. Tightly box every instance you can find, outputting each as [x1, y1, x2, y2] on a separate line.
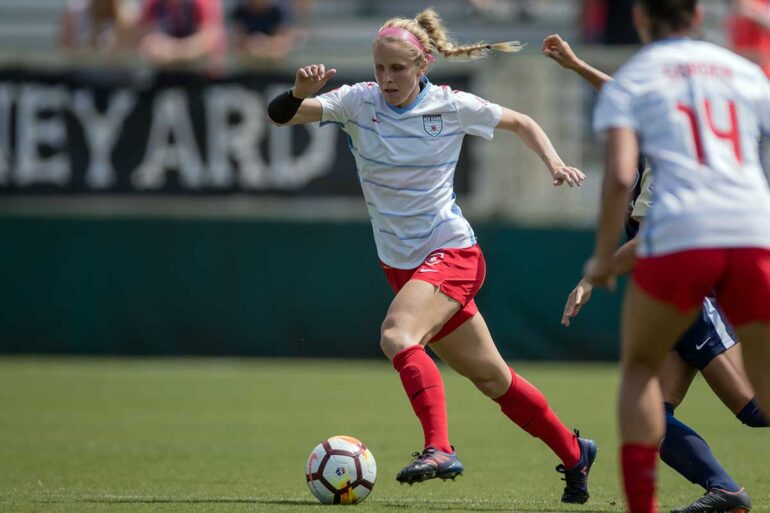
[584, 1, 770, 512]
[268, 7, 597, 503]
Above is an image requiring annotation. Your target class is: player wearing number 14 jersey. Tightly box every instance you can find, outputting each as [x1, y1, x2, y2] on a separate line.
[596, 39, 770, 258]
[585, 1, 770, 513]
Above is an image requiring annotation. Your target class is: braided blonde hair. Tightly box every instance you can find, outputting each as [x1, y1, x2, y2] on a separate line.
[376, 7, 523, 64]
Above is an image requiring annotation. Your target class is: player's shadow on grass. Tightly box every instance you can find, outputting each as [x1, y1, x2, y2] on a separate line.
[378, 505, 617, 512]
[36, 497, 319, 506]
[36, 497, 620, 512]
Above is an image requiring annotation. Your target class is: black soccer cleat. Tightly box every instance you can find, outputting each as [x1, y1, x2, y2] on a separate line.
[395, 446, 464, 485]
[671, 488, 752, 513]
[556, 430, 598, 504]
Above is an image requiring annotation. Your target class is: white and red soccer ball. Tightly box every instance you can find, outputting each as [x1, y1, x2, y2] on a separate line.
[305, 435, 377, 505]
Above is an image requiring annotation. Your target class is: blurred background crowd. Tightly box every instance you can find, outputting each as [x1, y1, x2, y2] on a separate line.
[0, 1, 761, 74]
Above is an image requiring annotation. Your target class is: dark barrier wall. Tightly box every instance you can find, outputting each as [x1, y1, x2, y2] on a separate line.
[0, 218, 622, 360]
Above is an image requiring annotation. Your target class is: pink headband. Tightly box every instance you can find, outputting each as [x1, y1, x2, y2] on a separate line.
[376, 27, 436, 63]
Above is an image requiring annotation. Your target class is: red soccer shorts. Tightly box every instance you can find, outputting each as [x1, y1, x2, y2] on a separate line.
[633, 247, 770, 326]
[380, 244, 486, 341]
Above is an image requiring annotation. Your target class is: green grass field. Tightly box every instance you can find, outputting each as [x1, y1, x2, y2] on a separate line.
[0, 358, 767, 513]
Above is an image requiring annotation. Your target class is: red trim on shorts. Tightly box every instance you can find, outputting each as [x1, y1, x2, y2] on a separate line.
[381, 245, 486, 341]
[633, 247, 770, 326]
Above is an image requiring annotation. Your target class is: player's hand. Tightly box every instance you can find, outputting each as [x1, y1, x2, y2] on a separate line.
[584, 256, 616, 291]
[293, 64, 337, 99]
[561, 277, 593, 327]
[551, 165, 585, 187]
[542, 34, 581, 70]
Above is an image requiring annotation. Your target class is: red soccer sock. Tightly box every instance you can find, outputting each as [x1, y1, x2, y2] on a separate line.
[493, 367, 580, 468]
[621, 444, 659, 513]
[392, 345, 452, 453]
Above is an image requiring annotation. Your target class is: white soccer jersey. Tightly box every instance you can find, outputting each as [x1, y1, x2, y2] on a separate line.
[317, 77, 502, 268]
[594, 38, 770, 257]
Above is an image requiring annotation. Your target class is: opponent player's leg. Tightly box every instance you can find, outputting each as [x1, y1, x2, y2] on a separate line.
[709, 343, 770, 428]
[430, 313, 596, 504]
[663, 344, 763, 512]
[659, 351, 697, 410]
[701, 347, 767, 426]
[382, 279, 462, 484]
[620, 280, 700, 513]
[657, 350, 738, 501]
[661, 349, 751, 513]
[702, 348, 756, 414]
[692, 301, 764, 423]
[733, 322, 770, 423]
[717, 248, 770, 422]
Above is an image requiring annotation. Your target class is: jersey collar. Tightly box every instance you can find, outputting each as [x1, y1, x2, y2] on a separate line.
[385, 76, 431, 115]
[651, 36, 693, 46]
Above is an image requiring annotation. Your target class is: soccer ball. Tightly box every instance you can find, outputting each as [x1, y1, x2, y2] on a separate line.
[305, 435, 377, 505]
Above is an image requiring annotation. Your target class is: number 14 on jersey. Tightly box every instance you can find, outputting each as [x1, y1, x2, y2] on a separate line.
[676, 99, 743, 165]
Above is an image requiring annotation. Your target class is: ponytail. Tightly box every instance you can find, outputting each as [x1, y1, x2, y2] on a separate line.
[376, 7, 523, 64]
[416, 8, 523, 60]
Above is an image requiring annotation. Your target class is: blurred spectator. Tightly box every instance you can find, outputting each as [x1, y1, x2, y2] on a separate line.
[728, 0, 770, 77]
[467, 0, 536, 22]
[231, 0, 304, 60]
[580, 0, 639, 45]
[59, 0, 135, 51]
[602, 0, 639, 45]
[580, 0, 606, 43]
[292, 0, 314, 17]
[138, 0, 225, 68]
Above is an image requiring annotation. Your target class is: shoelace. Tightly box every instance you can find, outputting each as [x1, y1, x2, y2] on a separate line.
[408, 448, 450, 467]
[555, 464, 585, 490]
[556, 428, 585, 483]
[411, 448, 436, 462]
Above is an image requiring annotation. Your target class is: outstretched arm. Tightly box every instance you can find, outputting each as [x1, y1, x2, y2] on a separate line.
[268, 63, 337, 126]
[496, 108, 586, 187]
[542, 34, 612, 91]
[561, 237, 638, 326]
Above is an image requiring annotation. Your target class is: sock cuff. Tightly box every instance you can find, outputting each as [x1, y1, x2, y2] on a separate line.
[736, 398, 768, 428]
[392, 344, 425, 371]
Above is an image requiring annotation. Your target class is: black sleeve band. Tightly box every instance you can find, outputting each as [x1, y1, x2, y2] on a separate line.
[267, 89, 304, 124]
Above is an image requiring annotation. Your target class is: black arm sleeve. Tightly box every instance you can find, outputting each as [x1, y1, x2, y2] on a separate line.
[267, 89, 304, 124]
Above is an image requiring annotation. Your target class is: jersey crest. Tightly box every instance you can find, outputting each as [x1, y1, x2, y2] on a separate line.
[423, 114, 443, 137]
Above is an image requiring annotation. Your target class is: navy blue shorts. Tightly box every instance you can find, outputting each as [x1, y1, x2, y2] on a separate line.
[674, 297, 737, 370]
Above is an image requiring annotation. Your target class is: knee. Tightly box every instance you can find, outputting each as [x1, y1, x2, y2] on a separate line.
[470, 370, 510, 398]
[473, 377, 509, 399]
[380, 317, 415, 360]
